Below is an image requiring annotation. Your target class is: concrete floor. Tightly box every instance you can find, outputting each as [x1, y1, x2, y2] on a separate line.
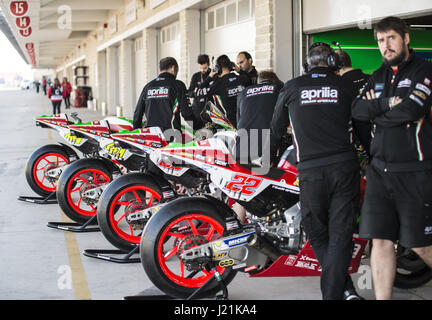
[0, 88, 431, 300]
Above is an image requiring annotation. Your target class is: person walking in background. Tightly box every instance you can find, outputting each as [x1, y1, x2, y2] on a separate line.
[48, 78, 63, 115]
[34, 80, 40, 93]
[62, 77, 72, 109]
[42, 76, 47, 95]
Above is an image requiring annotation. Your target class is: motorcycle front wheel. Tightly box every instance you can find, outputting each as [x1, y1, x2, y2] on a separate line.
[56, 158, 113, 224]
[140, 198, 237, 299]
[97, 173, 163, 252]
[25, 144, 73, 197]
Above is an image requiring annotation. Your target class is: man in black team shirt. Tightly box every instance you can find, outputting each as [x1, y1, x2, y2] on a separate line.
[235, 51, 258, 85]
[202, 55, 251, 127]
[133, 57, 195, 133]
[270, 42, 363, 300]
[188, 54, 211, 129]
[232, 70, 284, 222]
[236, 70, 284, 167]
[352, 16, 432, 300]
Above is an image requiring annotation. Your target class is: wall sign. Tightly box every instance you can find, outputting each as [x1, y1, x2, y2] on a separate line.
[19, 26, 32, 37]
[25, 42, 36, 68]
[10, 1, 28, 17]
[15, 16, 30, 29]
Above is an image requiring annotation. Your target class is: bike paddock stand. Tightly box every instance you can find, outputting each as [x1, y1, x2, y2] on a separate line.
[83, 245, 140, 263]
[17, 192, 57, 204]
[47, 214, 100, 232]
[123, 263, 229, 300]
[123, 286, 176, 300]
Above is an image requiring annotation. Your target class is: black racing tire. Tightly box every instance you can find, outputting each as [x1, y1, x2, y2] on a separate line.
[25, 144, 74, 197]
[140, 197, 237, 299]
[56, 158, 113, 224]
[97, 173, 164, 252]
[394, 245, 432, 289]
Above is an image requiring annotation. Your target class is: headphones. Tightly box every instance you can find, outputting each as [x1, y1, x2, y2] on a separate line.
[211, 56, 222, 75]
[303, 41, 341, 73]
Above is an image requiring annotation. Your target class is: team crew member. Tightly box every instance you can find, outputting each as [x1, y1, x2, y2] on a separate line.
[48, 78, 63, 115]
[203, 55, 251, 127]
[236, 70, 284, 165]
[336, 50, 372, 156]
[235, 51, 258, 85]
[133, 57, 195, 132]
[232, 70, 284, 222]
[351, 16, 432, 300]
[270, 42, 362, 300]
[188, 54, 212, 129]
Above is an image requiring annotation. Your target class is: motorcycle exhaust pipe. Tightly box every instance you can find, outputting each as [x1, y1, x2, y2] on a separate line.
[247, 234, 280, 261]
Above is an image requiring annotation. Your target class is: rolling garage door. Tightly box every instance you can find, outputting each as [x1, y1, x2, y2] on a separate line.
[205, 0, 256, 62]
[159, 21, 181, 63]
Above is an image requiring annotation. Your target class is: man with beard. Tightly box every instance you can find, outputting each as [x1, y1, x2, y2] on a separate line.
[352, 16, 432, 300]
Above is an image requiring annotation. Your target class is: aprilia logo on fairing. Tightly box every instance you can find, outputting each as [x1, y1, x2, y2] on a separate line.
[300, 87, 338, 104]
[148, 87, 169, 98]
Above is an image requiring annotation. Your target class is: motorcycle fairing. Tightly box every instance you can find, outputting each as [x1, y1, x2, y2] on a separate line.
[151, 133, 299, 202]
[35, 114, 88, 147]
[248, 237, 368, 277]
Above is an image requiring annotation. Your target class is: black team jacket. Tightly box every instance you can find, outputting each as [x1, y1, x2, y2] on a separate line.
[270, 66, 362, 170]
[133, 72, 194, 131]
[351, 50, 432, 172]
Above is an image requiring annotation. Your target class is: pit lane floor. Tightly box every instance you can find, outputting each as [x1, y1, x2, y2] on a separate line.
[0, 88, 431, 300]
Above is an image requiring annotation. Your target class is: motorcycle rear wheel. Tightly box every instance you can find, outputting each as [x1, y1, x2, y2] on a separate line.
[25, 144, 72, 197]
[140, 198, 237, 299]
[97, 173, 163, 252]
[56, 158, 112, 224]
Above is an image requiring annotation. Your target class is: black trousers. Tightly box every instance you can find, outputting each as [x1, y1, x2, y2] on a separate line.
[52, 101, 61, 114]
[64, 94, 71, 109]
[299, 160, 360, 300]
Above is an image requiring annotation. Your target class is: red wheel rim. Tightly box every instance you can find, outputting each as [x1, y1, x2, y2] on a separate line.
[32, 152, 68, 192]
[157, 214, 225, 288]
[109, 185, 162, 244]
[66, 168, 111, 217]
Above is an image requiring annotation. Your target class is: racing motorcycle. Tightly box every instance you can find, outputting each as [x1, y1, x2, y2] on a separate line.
[139, 106, 432, 299]
[54, 117, 144, 224]
[95, 103, 236, 253]
[25, 112, 93, 198]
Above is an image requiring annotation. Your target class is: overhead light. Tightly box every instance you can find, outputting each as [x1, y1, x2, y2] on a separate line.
[410, 25, 432, 28]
